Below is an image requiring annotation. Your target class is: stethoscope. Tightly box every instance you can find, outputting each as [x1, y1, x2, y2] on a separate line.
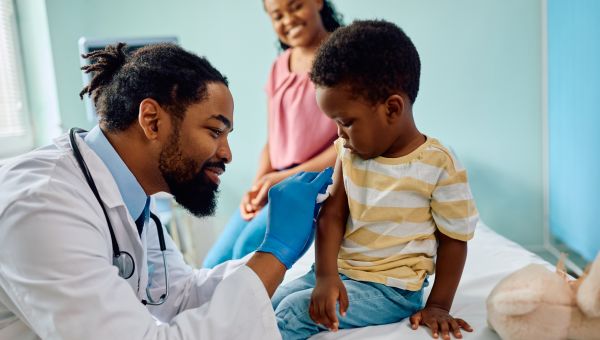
[69, 128, 169, 305]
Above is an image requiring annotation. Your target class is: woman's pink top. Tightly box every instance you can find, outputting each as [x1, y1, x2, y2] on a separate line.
[265, 49, 338, 170]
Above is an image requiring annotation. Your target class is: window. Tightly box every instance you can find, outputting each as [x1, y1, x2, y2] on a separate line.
[0, 0, 32, 158]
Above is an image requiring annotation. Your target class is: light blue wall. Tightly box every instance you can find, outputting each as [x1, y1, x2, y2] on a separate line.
[19, 0, 544, 246]
[15, 0, 61, 146]
[548, 0, 600, 261]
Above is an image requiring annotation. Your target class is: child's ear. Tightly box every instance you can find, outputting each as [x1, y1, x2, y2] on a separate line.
[385, 94, 405, 121]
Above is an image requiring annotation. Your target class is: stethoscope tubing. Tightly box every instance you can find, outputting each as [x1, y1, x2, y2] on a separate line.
[69, 128, 168, 304]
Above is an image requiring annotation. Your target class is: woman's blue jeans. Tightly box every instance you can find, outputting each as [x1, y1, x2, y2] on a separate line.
[202, 204, 269, 268]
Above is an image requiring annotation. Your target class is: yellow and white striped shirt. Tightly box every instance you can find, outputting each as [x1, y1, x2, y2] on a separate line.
[335, 137, 478, 291]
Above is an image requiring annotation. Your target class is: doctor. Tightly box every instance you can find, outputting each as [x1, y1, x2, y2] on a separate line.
[0, 43, 331, 339]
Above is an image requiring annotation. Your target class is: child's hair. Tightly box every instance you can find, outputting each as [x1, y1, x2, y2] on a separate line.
[273, 0, 344, 50]
[311, 19, 420, 104]
[80, 43, 228, 132]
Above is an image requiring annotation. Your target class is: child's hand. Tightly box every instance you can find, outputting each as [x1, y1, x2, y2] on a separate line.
[309, 275, 349, 332]
[409, 306, 472, 339]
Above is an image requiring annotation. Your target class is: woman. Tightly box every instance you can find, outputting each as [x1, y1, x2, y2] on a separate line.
[203, 0, 343, 268]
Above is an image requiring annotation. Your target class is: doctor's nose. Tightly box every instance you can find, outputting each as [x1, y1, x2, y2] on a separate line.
[217, 139, 232, 164]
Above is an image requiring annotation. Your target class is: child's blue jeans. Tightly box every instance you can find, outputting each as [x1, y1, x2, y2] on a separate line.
[202, 204, 269, 268]
[272, 267, 425, 340]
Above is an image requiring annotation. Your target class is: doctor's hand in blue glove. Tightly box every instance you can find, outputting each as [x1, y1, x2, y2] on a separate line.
[257, 167, 333, 269]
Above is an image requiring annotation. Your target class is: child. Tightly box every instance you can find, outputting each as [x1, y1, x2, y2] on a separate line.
[272, 20, 479, 340]
[202, 0, 342, 268]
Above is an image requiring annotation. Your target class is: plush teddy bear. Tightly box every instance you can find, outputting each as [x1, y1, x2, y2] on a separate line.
[486, 253, 600, 339]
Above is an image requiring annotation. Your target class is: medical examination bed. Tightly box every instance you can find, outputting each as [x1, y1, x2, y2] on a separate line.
[281, 223, 552, 340]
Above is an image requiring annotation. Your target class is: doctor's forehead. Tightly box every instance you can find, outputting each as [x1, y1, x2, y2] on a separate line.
[188, 82, 234, 126]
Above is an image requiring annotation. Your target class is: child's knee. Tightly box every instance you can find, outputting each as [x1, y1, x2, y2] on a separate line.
[274, 292, 311, 321]
[271, 289, 287, 309]
[275, 293, 324, 340]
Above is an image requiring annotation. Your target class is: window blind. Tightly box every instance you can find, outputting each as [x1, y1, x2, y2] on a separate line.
[0, 0, 27, 138]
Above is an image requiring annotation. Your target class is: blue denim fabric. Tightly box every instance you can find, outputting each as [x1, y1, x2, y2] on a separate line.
[202, 204, 269, 268]
[272, 267, 425, 340]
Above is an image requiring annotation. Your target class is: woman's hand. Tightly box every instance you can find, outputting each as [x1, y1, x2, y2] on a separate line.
[239, 190, 259, 220]
[251, 171, 291, 209]
[239, 171, 288, 220]
[309, 275, 349, 332]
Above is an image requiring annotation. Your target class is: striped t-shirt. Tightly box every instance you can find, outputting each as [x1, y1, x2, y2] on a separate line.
[335, 137, 479, 291]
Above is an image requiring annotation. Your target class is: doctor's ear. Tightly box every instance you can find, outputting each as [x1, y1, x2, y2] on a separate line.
[138, 98, 161, 139]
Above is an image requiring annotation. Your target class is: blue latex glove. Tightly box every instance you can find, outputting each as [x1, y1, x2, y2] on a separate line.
[257, 167, 333, 269]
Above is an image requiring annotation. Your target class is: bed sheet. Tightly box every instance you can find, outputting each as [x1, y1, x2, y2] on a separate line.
[281, 223, 552, 340]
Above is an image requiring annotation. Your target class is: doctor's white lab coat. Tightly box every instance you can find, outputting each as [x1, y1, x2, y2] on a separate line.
[0, 132, 281, 340]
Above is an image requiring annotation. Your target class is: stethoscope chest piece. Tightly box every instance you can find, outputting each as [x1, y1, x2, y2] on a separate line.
[113, 251, 135, 280]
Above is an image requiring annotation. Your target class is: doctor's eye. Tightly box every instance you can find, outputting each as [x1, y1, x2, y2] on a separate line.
[209, 128, 225, 139]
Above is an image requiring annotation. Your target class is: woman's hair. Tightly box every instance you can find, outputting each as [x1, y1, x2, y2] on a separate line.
[276, 0, 344, 50]
[80, 43, 228, 131]
[311, 20, 421, 104]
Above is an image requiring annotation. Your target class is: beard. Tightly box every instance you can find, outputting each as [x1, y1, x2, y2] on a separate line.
[158, 131, 224, 217]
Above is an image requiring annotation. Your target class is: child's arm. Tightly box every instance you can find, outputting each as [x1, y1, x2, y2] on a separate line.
[410, 232, 473, 339]
[410, 155, 478, 340]
[309, 157, 349, 331]
[315, 158, 347, 276]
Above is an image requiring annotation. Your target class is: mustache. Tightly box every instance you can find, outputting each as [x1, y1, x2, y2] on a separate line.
[202, 161, 226, 172]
